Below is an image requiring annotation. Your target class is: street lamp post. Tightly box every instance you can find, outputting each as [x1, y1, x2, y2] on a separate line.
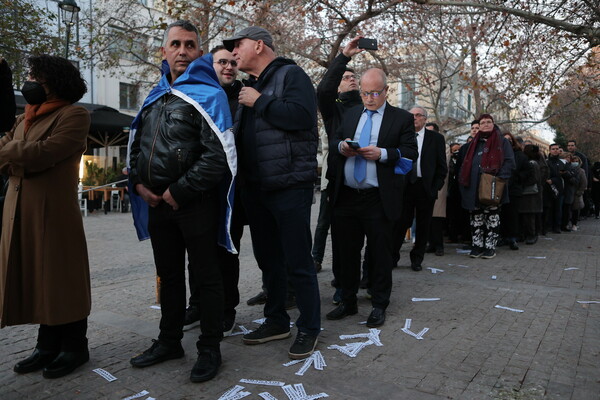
[59, 0, 80, 59]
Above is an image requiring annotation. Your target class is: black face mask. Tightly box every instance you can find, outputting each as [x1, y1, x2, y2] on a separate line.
[21, 81, 47, 105]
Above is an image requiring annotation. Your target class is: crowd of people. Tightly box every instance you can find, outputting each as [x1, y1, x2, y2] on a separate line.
[1, 21, 598, 386]
[441, 126, 595, 258]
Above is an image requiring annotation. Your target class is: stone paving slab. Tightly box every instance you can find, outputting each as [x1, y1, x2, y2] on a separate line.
[1, 193, 599, 399]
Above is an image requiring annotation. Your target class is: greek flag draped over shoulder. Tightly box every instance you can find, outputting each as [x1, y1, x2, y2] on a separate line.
[126, 53, 238, 253]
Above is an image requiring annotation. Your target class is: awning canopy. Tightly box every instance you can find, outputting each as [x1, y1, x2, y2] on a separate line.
[15, 95, 134, 149]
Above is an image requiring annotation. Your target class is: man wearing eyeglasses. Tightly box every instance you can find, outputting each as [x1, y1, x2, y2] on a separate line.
[184, 45, 244, 335]
[326, 68, 418, 328]
[314, 36, 364, 305]
[223, 27, 321, 360]
[392, 106, 447, 271]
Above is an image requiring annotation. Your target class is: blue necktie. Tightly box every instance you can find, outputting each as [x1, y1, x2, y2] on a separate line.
[354, 110, 376, 183]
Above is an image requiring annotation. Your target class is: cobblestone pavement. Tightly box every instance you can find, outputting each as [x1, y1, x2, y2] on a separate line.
[1, 193, 599, 399]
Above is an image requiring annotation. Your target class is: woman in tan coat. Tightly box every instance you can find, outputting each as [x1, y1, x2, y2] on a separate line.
[0, 55, 91, 379]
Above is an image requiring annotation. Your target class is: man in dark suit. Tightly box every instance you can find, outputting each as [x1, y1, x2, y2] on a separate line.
[393, 106, 447, 271]
[325, 68, 418, 327]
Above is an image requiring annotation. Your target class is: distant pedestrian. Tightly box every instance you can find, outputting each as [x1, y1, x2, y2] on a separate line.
[500, 131, 532, 250]
[570, 155, 587, 231]
[519, 145, 546, 244]
[591, 162, 600, 219]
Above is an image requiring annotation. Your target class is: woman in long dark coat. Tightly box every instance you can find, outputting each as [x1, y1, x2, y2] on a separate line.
[0, 55, 91, 379]
[519, 145, 546, 244]
[499, 132, 532, 250]
[592, 162, 600, 219]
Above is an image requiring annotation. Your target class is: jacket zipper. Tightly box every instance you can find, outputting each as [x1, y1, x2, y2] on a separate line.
[147, 96, 167, 186]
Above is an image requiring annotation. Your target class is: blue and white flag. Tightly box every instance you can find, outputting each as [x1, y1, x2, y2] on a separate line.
[127, 53, 238, 253]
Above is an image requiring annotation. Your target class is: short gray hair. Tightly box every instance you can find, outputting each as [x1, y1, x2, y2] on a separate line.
[410, 105, 428, 119]
[162, 20, 200, 47]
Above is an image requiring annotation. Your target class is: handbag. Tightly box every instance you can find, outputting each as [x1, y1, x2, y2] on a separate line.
[522, 183, 539, 195]
[478, 173, 506, 206]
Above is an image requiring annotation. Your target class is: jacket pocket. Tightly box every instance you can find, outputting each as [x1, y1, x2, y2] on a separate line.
[174, 148, 200, 175]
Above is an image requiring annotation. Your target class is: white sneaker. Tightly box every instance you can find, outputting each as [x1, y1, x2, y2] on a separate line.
[571, 225, 578, 231]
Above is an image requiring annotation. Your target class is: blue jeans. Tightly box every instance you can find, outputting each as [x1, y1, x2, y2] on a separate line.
[242, 185, 321, 336]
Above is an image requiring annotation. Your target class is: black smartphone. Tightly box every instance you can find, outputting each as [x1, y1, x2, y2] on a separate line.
[345, 140, 361, 149]
[357, 38, 378, 51]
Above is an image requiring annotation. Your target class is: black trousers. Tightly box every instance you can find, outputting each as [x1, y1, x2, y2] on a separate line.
[148, 194, 223, 350]
[189, 188, 245, 321]
[242, 185, 321, 336]
[333, 186, 394, 310]
[428, 217, 445, 251]
[500, 198, 520, 240]
[446, 194, 466, 242]
[37, 318, 88, 352]
[393, 180, 435, 267]
[520, 212, 536, 238]
[561, 202, 573, 228]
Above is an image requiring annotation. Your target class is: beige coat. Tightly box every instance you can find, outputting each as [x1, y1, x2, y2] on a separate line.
[432, 146, 450, 218]
[0, 105, 91, 327]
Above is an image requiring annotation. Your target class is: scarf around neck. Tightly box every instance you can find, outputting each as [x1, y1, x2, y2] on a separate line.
[459, 127, 504, 186]
[24, 99, 70, 135]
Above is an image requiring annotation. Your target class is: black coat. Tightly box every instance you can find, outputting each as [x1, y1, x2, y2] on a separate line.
[508, 149, 534, 197]
[129, 94, 228, 206]
[410, 128, 448, 200]
[0, 59, 16, 133]
[317, 53, 362, 184]
[518, 159, 546, 214]
[329, 103, 418, 221]
[234, 58, 318, 190]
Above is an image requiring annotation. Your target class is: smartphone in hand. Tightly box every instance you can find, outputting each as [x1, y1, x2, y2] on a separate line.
[345, 140, 361, 149]
[357, 38, 378, 50]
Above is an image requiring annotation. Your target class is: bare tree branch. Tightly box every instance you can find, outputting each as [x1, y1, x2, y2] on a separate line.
[411, 0, 600, 46]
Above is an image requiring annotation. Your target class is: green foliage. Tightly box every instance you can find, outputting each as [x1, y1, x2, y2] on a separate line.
[0, 0, 63, 88]
[553, 129, 567, 149]
[83, 162, 125, 186]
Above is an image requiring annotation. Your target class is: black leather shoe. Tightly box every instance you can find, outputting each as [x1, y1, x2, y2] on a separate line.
[509, 241, 519, 250]
[130, 340, 184, 368]
[326, 303, 358, 320]
[246, 291, 267, 306]
[411, 263, 422, 271]
[42, 350, 89, 379]
[184, 305, 201, 327]
[435, 249, 444, 256]
[525, 236, 538, 245]
[190, 348, 221, 383]
[359, 275, 369, 289]
[366, 308, 386, 328]
[14, 348, 59, 374]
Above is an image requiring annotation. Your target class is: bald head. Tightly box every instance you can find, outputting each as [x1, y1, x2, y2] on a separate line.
[359, 68, 388, 111]
[360, 68, 387, 87]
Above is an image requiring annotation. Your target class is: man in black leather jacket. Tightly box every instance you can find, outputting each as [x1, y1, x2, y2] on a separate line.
[128, 20, 228, 383]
